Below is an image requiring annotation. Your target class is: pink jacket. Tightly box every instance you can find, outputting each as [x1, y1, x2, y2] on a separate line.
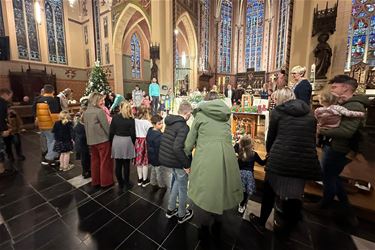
[102, 106, 112, 124]
[315, 105, 365, 129]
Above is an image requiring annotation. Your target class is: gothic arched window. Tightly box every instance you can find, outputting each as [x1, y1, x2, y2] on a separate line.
[346, 0, 375, 69]
[13, 0, 40, 60]
[200, 0, 210, 70]
[131, 33, 141, 79]
[45, 0, 67, 64]
[245, 0, 265, 71]
[218, 0, 232, 73]
[275, 0, 291, 69]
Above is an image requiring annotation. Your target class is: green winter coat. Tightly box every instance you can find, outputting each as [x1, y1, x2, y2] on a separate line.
[184, 99, 243, 215]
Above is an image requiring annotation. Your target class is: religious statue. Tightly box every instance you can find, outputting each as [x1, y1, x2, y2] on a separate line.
[151, 59, 158, 80]
[314, 33, 332, 79]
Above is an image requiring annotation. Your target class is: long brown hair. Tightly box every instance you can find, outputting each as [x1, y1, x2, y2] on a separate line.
[238, 135, 254, 161]
[136, 104, 151, 120]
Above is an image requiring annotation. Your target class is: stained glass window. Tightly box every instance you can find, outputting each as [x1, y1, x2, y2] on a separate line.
[346, 0, 375, 69]
[200, 0, 209, 70]
[131, 33, 141, 79]
[45, 0, 67, 64]
[275, 0, 290, 69]
[0, 1, 5, 36]
[218, 0, 232, 73]
[13, 0, 40, 60]
[93, 0, 101, 62]
[245, 0, 264, 71]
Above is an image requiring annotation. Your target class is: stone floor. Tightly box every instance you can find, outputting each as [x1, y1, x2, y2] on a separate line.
[0, 131, 375, 250]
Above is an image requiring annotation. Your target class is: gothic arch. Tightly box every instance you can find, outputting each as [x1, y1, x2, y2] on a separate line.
[176, 12, 198, 90]
[113, 3, 151, 93]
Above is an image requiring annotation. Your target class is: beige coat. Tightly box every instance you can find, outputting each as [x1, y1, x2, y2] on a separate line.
[83, 105, 110, 145]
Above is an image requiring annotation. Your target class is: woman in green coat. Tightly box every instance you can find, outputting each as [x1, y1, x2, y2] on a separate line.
[185, 92, 242, 240]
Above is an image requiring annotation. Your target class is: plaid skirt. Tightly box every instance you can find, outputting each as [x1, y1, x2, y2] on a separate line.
[240, 170, 256, 195]
[135, 137, 148, 166]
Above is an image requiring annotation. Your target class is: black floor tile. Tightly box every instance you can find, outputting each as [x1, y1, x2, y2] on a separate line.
[0, 193, 45, 220]
[13, 219, 80, 250]
[131, 185, 170, 209]
[58, 166, 83, 180]
[308, 222, 357, 250]
[117, 231, 159, 250]
[62, 199, 102, 227]
[79, 183, 104, 197]
[30, 174, 65, 192]
[106, 191, 139, 215]
[64, 207, 115, 241]
[119, 198, 159, 228]
[7, 203, 58, 238]
[139, 208, 177, 244]
[0, 224, 11, 245]
[50, 189, 89, 215]
[94, 186, 122, 205]
[84, 218, 134, 250]
[162, 222, 200, 250]
[0, 241, 13, 250]
[40, 181, 75, 200]
[0, 184, 36, 207]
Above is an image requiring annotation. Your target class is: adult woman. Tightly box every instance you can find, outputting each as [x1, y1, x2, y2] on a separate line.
[83, 92, 113, 188]
[57, 88, 73, 111]
[132, 85, 143, 108]
[250, 88, 321, 235]
[291, 66, 312, 105]
[185, 91, 242, 240]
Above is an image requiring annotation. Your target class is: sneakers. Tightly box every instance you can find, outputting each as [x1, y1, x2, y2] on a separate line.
[41, 159, 57, 166]
[142, 179, 150, 187]
[178, 209, 194, 224]
[137, 179, 143, 186]
[165, 208, 178, 218]
[238, 204, 246, 214]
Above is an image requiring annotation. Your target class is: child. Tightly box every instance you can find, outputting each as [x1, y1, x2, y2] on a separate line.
[164, 94, 171, 115]
[234, 135, 266, 214]
[135, 105, 153, 187]
[141, 95, 151, 109]
[146, 114, 168, 191]
[159, 101, 193, 224]
[110, 101, 136, 192]
[4, 108, 25, 161]
[52, 111, 74, 171]
[159, 97, 165, 116]
[73, 110, 91, 178]
[315, 90, 365, 146]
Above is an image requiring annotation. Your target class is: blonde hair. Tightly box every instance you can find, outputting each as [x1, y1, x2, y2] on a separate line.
[136, 105, 151, 120]
[291, 65, 306, 76]
[272, 87, 295, 105]
[88, 92, 104, 107]
[238, 135, 254, 161]
[120, 101, 134, 119]
[59, 110, 71, 125]
[319, 88, 338, 106]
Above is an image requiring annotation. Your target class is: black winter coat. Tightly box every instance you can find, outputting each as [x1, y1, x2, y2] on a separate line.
[73, 122, 89, 153]
[266, 99, 321, 180]
[159, 115, 190, 169]
[146, 128, 163, 166]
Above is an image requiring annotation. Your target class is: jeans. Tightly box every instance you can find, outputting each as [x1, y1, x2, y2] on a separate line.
[41, 130, 58, 160]
[150, 165, 169, 188]
[151, 96, 159, 115]
[321, 145, 351, 207]
[168, 168, 188, 217]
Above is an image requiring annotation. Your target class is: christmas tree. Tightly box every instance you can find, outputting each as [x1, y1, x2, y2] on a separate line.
[84, 61, 112, 97]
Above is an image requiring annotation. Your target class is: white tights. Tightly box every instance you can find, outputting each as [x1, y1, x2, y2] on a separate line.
[136, 165, 149, 180]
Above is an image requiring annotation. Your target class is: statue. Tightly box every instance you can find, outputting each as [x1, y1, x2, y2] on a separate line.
[151, 58, 158, 80]
[314, 33, 332, 79]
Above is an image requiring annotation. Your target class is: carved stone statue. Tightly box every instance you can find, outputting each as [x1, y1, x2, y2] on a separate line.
[314, 33, 332, 79]
[151, 58, 158, 80]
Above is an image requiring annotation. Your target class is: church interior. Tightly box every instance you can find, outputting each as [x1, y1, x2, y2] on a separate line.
[0, 0, 375, 249]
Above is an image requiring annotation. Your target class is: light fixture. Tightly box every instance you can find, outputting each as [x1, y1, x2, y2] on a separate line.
[68, 0, 77, 7]
[181, 52, 187, 67]
[174, 29, 179, 35]
[34, 0, 42, 25]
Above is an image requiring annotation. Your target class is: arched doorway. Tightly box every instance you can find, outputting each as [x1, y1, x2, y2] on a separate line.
[112, 3, 151, 94]
[175, 12, 198, 92]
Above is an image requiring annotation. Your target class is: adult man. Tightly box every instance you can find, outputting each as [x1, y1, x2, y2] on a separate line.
[0, 88, 15, 177]
[149, 78, 160, 115]
[233, 84, 245, 105]
[224, 84, 235, 104]
[33, 84, 62, 166]
[312, 75, 369, 226]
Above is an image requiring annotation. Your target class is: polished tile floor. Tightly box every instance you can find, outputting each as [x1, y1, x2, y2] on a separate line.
[1, 131, 375, 250]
